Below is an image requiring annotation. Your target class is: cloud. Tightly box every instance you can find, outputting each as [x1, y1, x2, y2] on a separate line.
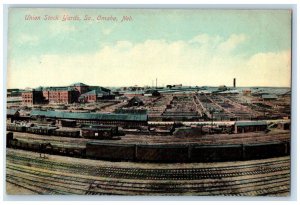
[17, 34, 39, 45]
[7, 33, 291, 88]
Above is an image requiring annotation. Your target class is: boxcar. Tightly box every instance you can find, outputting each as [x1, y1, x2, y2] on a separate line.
[243, 142, 289, 160]
[6, 132, 13, 148]
[82, 128, 113, 139]
[86, 142, 135, 161]
[190, 144, 243, 162]
[61, 119, 77, 127]
[7, 124, 26, 132]
[26, 127, 56, 135]
[53, 130, 80, 138]
[136, 144, 189, 162]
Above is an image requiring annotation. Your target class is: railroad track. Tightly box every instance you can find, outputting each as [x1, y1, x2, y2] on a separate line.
[7, 153, 290, 180]
[6, 150, 290, 196]
[6, 161, 290, 196]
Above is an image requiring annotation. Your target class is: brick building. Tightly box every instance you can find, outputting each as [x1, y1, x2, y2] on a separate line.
[22, 90, 45, 105]
[79, 88, 114, 103]
[21, 83, 111, 105]
[22, 87, 79, 105]
[41, 87, 79, 104]
[70, 82, 90, 94]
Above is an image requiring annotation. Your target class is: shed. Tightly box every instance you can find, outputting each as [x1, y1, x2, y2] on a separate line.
[128, 96, 144, 107]
[7, 109, 20, 117]
[144, 90, 160, 97]
[61, 119, 77, 127]
[7, 109, 20, 123]
[234, 121, 267, 133]
[30, 110, 148, 128]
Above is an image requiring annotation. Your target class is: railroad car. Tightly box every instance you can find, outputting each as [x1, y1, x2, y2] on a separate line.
[82, 128, 113, 139]
[6, 124, 26, 132]
[136, 144, 189, 162]
[26, 126, 57, 135]
[86, 142, 135, 161]
[190, 144, 243, 162]
[52, 130, 80, 138]
[61, 119, 77, 127]
[6, 132, 13, 148]
[26, 141, 41, 151]
[86, 124, 119, 135]
[243, 142, 289, 160]
[10, 138, 19, 148]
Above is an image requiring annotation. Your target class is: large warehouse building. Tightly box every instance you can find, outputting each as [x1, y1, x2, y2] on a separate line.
[21, 82, 112, 105]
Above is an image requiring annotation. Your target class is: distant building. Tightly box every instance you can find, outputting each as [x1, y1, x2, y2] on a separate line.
[41, 87, 80, 104]
[218, 85, 227, 91]
[79, 88, 114, 103]
[234, 121, 267, 133]
[261, 94, 278, 101]
[69, 82, 90, 94]
[144, 90, 160, 97]
[7, 89, 23, 97]
[30, 110, 148, 128]
[243, 89, 251, 96]
[21, 83, 111, 105]
[7, 109, 20, 122]
[128, 96, 144, 107]
[22, 90, 45, 105]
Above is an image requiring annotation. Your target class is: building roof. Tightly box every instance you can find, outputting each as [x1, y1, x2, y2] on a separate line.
[30, 110, 148, 122]
[81, 89, 109, 96]
[35, 86, 77, 91]
[235, 121, 267, 127]
[129, 96, 144, 103]
[145, 89, 160, 94]
[261, 94, 278, 99]
[7, 109, 19, 116]
[114, 109, 148, 115]
[70, 82, 89, 87]
[89, 86, 111, 93]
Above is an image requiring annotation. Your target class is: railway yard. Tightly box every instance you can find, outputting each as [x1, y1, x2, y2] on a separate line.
[6, 149, 290, 196]
[6, 88, 291, 196]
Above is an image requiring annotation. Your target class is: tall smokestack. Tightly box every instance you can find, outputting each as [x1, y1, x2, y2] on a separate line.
[233, 78, 236, 88]
[156, 78, 157, 89]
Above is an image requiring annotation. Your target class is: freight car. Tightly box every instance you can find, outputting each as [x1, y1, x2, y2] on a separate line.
[61, 119, 77, 127]
[85, 141, 290, 163]
[6, 124, 26, 132]
[6, 132, 14, 148]
[9, 138, 52, 153]
[83, 124, 120, 135]
[190, 144, 243, 162]
[26, 126, 57, 135]
[52, 130, 80, 138]
[86, 142, 135, 161]
[81, 128, 114, 139]
[243, 142, 290, 160]
[136, 144, 189, 162]
[7, 131, 290, 163]
[51, 144, 86, 157]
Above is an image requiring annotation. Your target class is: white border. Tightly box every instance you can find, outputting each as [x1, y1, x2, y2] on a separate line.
[1, 1, 298, 204]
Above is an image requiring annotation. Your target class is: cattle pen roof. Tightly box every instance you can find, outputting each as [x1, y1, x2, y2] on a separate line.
[30, 110, 148, 122]
[235, 121, 267, 127]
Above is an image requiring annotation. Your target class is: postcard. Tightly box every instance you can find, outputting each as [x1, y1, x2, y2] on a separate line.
[6, 8, 291, 196]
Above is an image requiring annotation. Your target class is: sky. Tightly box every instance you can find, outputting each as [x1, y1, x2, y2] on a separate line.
[7, 9, 291, 89]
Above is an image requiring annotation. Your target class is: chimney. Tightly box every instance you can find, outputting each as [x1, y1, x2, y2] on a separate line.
[233, 78, 236, 88]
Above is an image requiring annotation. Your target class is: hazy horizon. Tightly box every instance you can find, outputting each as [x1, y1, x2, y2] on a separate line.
[7, 9, 292, 89]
